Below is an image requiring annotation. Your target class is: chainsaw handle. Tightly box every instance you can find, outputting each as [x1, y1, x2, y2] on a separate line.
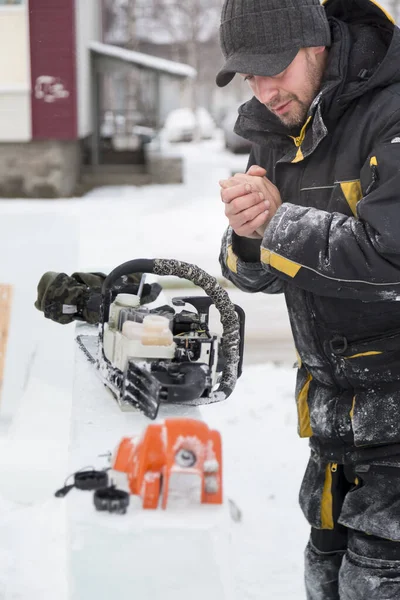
[102, 259, 155, 293]
[101, 258, 242, 399]
[101, 259, 155, 324]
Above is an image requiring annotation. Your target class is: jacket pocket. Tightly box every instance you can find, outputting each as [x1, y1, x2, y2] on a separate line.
[339, 330, 400, 388]
[336, 331, 400, 446]
[350, 386, 400, 447]
[299, 452, 337, 530]
[339, 461, 400, 541]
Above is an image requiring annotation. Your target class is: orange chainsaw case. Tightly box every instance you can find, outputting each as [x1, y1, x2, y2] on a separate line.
[112, 418, 223, 509]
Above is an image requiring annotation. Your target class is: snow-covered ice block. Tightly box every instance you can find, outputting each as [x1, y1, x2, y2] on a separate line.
[69, 492, 234, 600]
[0, 211, 79, 424]
[67, 327, 235, 600]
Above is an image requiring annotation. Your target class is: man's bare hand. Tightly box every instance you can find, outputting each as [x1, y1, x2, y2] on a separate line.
[219, 165, 282, 238]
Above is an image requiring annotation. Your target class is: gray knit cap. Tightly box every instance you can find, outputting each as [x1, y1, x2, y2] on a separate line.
[216, 0, 331, 87]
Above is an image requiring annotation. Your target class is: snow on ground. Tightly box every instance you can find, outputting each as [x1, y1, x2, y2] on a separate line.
[0, 135, 310, 599]
[0, 134, 245, 276]
[205, 364, 310, 600]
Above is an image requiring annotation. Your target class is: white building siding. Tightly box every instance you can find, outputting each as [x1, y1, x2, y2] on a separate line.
[0, 5, 31, 141]
[75, 0, 101, 138]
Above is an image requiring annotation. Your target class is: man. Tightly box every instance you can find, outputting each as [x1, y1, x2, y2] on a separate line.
[217, 0, 400, 598]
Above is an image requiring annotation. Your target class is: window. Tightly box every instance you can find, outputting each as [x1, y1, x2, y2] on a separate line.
[136, 0, 155, 18]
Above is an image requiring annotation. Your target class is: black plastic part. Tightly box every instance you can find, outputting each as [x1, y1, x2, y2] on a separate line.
[55, 483, 75, 498]
[122, 360, 211, 419]
[123, 360, 164, 420]
[54, 470, 109, 498]
[74, 470, 109, 491]
[172, 296, 214, 326]
[152, 362, 209, 404]
[93, 486, 130, 515]
[172, 311, 203, 335]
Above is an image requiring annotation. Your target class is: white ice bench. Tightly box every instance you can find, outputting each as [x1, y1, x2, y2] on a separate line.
[67, 324, 236, 600]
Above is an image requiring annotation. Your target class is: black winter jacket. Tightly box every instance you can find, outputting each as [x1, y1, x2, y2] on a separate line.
[220, 0, 400, 452]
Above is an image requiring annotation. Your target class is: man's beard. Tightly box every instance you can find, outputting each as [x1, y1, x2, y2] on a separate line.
[268, 95, 309, 127]
[266, 57, 323, 128]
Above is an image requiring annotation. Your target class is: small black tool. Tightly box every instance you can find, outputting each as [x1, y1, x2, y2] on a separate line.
[55, 468, 109, 498]
[93, 485, 130, 515]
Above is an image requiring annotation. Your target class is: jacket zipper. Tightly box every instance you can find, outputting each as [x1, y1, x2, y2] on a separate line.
[330, 463, 340, 529]
[365, 164, 379, 195]
[345, 328, 400, 346]
[356, 464, 400, 475]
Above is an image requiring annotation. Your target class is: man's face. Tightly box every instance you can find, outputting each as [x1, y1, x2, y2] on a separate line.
[241, 47, 327, 128]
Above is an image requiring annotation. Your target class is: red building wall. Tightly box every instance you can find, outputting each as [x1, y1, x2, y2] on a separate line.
[29, 0, 78, 140]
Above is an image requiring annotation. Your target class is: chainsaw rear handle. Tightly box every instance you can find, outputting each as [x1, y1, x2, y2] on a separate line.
[101, 258, 243, 399]
[171, 295, 244, 378]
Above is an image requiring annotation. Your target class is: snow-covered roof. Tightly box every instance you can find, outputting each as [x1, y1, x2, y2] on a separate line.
[89, 41, 196, 79]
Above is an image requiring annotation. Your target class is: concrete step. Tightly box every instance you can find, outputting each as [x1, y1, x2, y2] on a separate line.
[80, 168, 152, 189]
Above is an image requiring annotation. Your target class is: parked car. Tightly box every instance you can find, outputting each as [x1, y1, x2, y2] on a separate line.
[162, 107, 216, 143]
[221, 108, 252, 154]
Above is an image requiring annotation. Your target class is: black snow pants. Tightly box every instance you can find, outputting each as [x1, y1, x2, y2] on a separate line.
[301, 451, 400, 599]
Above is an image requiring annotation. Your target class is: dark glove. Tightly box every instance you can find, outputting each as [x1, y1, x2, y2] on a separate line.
[35, 271, 162, 325]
